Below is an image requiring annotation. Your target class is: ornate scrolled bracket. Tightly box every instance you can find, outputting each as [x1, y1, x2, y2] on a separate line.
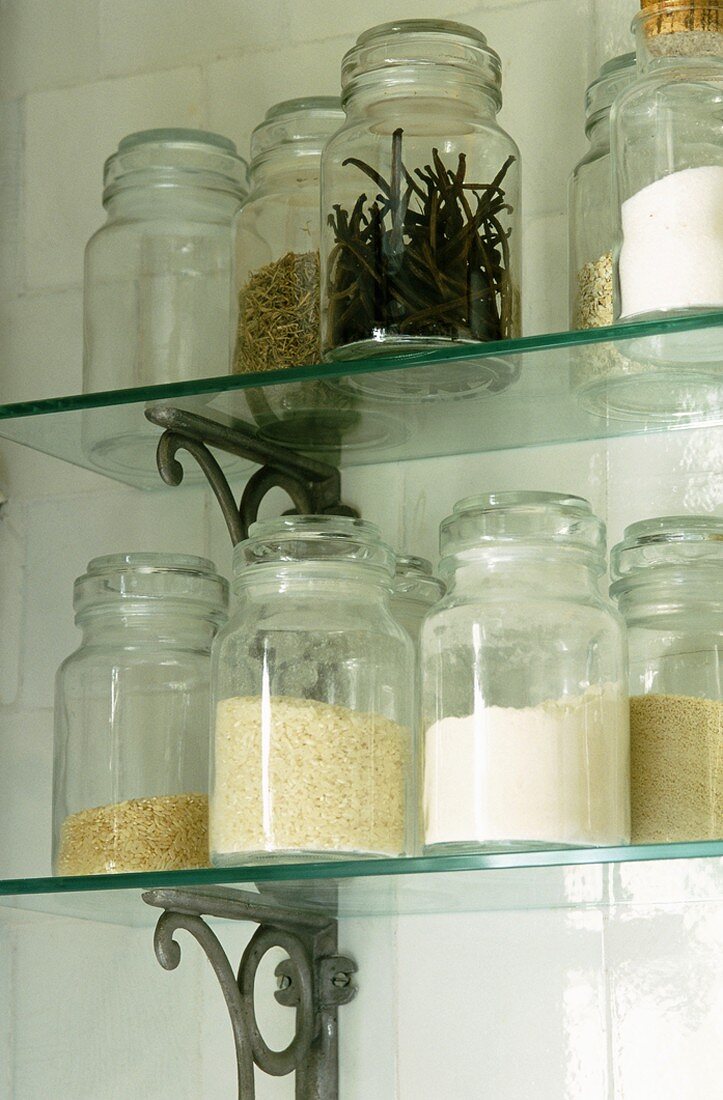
[143, 886, 357, 1100]
[145, 405, 359, 545]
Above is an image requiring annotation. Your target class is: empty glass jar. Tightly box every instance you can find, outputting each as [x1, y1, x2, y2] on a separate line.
[53, 554, 229, 875]
[321, 19, 521, 360]
[421, 492, 630, 853]
[611, 516, 723, 842]
[210, 516, 415, 864]
[569, 53, 636, 330]
[83, 129, 247, 477]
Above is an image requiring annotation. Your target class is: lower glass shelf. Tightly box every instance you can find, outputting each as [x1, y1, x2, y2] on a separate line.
[1, 841, 721, 926]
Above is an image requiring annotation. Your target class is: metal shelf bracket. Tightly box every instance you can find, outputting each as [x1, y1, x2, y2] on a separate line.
[145, 405, 359, 544]
[143, 886, 357, 1099]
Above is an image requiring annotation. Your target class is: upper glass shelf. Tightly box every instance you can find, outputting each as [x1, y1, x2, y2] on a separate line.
[1, 841, 722, 926]
[0, 313, 721, 489]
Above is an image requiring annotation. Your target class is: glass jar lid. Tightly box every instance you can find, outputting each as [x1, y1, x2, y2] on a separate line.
[235, 515, 395, 578]
[249, 97, 344, 171]
[584, 53, 636, 131]
[103, 128, 249, 200]
[611, 515, 723, 581]
[440, 491, 606, 564]
[74, 553, 229, 618]
[393, 554, 446, 604]
[341, 19, 503, 107]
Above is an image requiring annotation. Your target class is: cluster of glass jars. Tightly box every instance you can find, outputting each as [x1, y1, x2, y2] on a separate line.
[52, 502, 722, 875]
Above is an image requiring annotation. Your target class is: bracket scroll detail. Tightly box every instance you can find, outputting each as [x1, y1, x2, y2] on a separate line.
[143, 886, 357, 1100]
[145, 406, 359, 545]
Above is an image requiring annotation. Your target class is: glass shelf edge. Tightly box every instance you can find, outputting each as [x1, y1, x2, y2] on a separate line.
[1, 310, 721, 422]
[2, 840, 722, 900]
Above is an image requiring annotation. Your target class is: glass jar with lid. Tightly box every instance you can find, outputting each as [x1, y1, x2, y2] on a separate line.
[421, 492, 630, 853]
[569, 53, 636, 330]
[53, 554, 229, 876]
[390, 554, 445, 645]
[612, 2, 723, 322]
[610, 516, 723, 843]
[210, 516, 415, 864]
[234, 97, 343, 376]
[320, 19, 521, 360]
[83, 129, 248, 478]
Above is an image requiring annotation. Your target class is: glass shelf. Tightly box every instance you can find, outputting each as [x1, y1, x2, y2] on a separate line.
[0, 312, 720, 489]
[1, 841, 721, 927]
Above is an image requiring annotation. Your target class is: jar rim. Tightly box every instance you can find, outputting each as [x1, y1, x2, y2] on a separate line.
[341, 18, 502, 107]
[584, 52, 636, 130]
[249, 96, 344, 174]
[235, 515, 395, 578]
[74, 552, 229, 615]
[440, 491, 606, 561]
[103, 127, 248, 200]
[393, 553, 446, 601]
[634, 2, 722, 52]
[611, 514, 723, 580]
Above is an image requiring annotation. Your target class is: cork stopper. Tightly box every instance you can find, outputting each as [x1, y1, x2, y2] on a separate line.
[640, 1, 721, 37]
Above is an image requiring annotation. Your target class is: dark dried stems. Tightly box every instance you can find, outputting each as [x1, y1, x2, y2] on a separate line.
[326, 128, 516, 349]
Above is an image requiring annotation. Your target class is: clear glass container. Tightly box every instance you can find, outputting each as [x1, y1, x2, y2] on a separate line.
[612, 2, 723, 322]
[569, 53, 636, 330]
[83, 129, 247, 475]
[233, 98, 376, 450]
[421, 491, 630, 854]
[234, 97, 343, 376]
[210, 516, 415, 865]
[320, 19, 521, 362]
[390, 554, 445, 644]
[53, 554, 229, 876]
[611, 516, 723, 843]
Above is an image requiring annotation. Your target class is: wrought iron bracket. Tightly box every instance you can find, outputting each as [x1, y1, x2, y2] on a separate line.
[145, 405, 358, 545]
[143, 885, 357, 1100]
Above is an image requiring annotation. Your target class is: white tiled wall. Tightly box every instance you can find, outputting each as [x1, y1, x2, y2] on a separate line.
[0, 0, 721, 1096]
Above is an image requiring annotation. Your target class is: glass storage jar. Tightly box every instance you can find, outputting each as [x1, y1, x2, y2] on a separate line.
[234, 97, 344, 376]
[610, 516, 723, 843]
[320, 19, 521, 361]
[390, 554, 445, 645]
[53, 554, 228, 876]
[232, 97, 376, 451]
[421, 492, 630, 853]
[569, 53, 636, 330]
[210, 516, 415, 864]
[83, 129, 248, 478]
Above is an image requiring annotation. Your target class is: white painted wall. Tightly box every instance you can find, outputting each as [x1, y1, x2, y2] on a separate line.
[0, 0, 721, 1096]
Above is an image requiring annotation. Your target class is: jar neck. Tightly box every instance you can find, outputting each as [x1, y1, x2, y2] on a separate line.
[343, 75, 500, 119]
[443, 551, 604, 597]
[248, 154, 321, 193]
[78, 605, 220, 646]
[586, 112, 611, 150]
[635, 12, 723, 72]
[613, 569, 723, 620]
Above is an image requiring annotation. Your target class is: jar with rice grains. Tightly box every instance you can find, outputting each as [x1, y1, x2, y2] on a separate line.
[210, 516, 415, 864]
[611, 516, 723, 843]
[53, 554, 229, 875]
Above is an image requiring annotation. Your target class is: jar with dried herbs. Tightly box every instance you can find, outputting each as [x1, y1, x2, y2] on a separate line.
[568, 53, 636, 330]
[320, 19, 521, 359]
[234, 98, 345, 376]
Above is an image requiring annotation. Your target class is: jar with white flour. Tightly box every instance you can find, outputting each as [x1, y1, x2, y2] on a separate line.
[612, 1, 723, 321]
[421, 492, 630, 852]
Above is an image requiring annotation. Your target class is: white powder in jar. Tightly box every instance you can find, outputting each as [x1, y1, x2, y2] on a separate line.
[424, 683, 630, 849]
[619, 165, 723, 318]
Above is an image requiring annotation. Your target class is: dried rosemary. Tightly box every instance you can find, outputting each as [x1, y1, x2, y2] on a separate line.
[235, 250, 320, 374]
[326, 129, 516, 351]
